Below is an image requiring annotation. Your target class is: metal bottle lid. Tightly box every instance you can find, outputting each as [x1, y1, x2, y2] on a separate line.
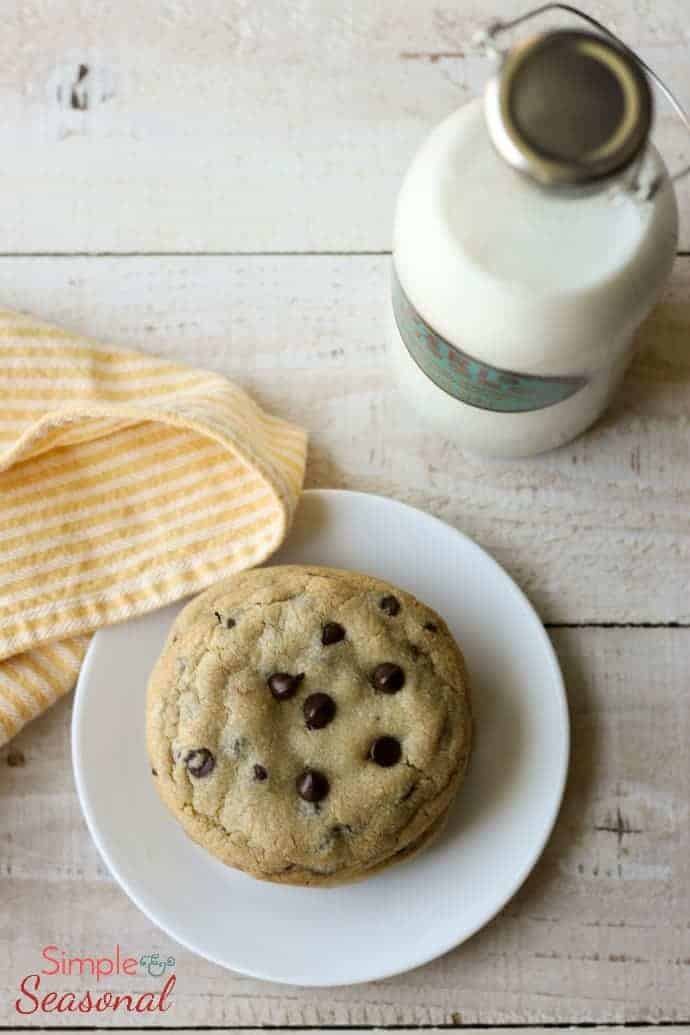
[484, 29, 653, 189]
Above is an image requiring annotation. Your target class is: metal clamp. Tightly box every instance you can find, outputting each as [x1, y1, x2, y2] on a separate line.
[472, 2, 690, 200]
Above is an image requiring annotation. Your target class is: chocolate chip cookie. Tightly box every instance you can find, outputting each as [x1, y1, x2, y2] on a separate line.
[146, 566, 472, 886]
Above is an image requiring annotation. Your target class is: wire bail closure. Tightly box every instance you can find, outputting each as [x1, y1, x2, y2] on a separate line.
[471, 2, 690, 201]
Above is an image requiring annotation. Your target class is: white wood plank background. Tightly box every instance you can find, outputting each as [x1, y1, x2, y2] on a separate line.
[14, 1031, 688, 1035]
[2, 628, 689, 1025]
[13, 1031, 690, 1035]
[0, 255, 688, 624]
[0, 0, 689, 252]
[1, 0, 689, 1028]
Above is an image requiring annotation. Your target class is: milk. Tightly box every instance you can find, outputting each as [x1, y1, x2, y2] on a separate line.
[390, 97, 678, 458]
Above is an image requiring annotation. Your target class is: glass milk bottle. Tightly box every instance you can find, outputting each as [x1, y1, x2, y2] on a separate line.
[389, 9, 684, 458]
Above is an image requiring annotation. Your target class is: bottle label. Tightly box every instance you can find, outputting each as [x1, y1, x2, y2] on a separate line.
[392, 271, 587, 413]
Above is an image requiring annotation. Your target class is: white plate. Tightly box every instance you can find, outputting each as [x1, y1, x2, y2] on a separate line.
[72, 489, 569, 987]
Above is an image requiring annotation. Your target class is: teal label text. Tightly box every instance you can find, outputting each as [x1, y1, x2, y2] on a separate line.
[392, 271, 587, 413]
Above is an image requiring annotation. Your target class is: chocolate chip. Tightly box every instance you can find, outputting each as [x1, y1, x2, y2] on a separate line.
[268, 671, 305, 700]
[296, 769, 329, 803]
[214, 611, 235, 629]
[372, 662, 405, 693]
[331, 823, 353, 836]
[213, 608, 237, 625]
[369, 736, 402, 767]
[185, 748, 215, 778]
[303, 692, 336, 730]
[253, 763, 268, 781]
[424, 621, 438, 633]
[321, 621, 345, 645]
[151, 767, 158, 777]
[380, 595, 400, 616]
[230, 735, 249, 759]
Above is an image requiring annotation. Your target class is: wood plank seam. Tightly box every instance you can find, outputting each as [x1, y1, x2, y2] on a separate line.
[0, 252, 686, 260]
[546, 623, 690, 629]
[0, 1025, 687, 1031]
[0, 252, 395, 259]
[0, 251, 686, 257]
[0, 251, 687, 258]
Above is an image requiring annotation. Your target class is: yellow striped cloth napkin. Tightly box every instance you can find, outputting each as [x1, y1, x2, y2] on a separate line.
[0, 308, 307, 747]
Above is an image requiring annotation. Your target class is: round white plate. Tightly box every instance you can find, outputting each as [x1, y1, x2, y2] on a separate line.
[72, 489, 568, 987]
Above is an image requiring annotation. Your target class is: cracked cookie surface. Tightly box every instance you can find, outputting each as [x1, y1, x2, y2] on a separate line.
[146, 565, 472, 885]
